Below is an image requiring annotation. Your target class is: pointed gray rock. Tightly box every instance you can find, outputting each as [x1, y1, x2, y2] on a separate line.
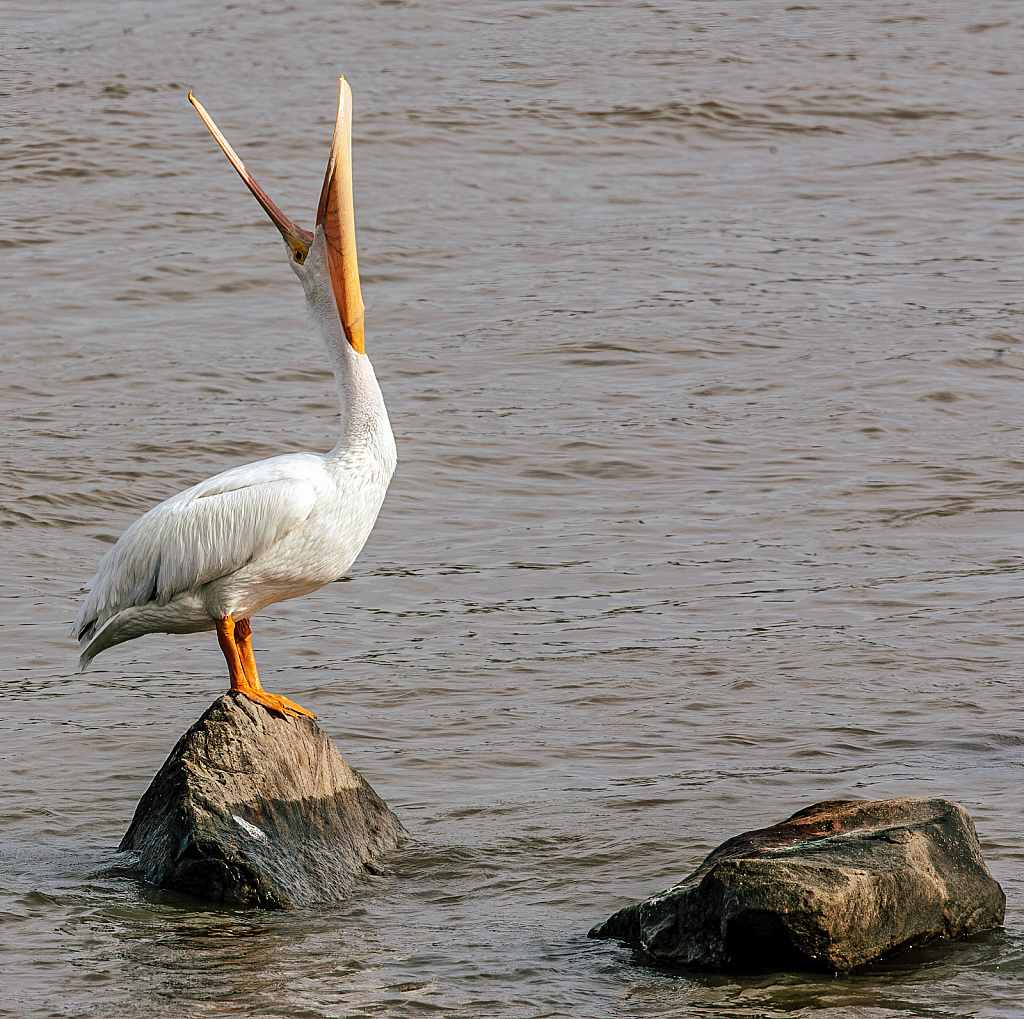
[119, 693, 406, 908]
[590, 797, 1004, 972]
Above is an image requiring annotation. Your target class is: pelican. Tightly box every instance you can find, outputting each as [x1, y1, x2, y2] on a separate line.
[73, 79, 395, 719]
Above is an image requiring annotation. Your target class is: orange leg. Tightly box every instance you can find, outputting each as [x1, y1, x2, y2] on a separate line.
[234, 617, 265, 692]
[215, 616, 247, 692]
[215, 616, 315, 719]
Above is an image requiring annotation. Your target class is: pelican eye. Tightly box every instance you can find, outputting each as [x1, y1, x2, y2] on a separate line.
[293, 249, 305, 264]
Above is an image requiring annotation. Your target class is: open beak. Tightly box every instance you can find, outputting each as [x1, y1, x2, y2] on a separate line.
[188, 91, 313, 265]
[188, 81, 365, 354]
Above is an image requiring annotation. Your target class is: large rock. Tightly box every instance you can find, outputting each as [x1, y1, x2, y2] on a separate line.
[589, 797, 1004, 972]
[119, 693, 406, 908]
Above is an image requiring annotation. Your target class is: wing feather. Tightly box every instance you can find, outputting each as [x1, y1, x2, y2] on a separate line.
[74, 476, 317, 640]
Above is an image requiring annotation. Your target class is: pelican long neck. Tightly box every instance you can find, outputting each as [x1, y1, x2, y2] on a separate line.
[302, 228, 389, 454]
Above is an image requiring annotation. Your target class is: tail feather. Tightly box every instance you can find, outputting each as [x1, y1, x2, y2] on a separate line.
[76, 597, 217, 672]
[77, 612, 133, 672]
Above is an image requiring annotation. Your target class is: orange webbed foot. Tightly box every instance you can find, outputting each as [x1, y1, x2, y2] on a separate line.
[239, 687, 317, 720]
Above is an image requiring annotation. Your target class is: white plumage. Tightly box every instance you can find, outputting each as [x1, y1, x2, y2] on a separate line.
[73, 81, 394, 718]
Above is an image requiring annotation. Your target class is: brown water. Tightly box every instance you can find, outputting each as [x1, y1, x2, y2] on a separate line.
[2, 2, 1022, 1016]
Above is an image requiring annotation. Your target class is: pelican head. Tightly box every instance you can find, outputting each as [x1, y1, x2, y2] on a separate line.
[188, 80, 365, 354]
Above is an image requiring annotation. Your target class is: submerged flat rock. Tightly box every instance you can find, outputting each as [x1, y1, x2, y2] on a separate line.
[590, 797, 1004, 973]
[119, 692, 406, 908]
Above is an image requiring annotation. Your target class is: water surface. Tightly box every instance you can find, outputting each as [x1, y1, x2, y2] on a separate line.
[2, 2, 1022, 1016]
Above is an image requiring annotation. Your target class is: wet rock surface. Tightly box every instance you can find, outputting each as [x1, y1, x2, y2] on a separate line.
[119, 693, 406, 908]
[590, 797, 1005, 973]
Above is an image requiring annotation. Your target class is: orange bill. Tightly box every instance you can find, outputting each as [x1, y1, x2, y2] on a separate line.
[316, 78, 365, 354]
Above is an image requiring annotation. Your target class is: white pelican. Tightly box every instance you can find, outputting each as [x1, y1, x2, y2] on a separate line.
[73, 79, 395, 719]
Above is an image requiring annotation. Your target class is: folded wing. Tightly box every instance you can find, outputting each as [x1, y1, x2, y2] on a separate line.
[74, 476, 317, 642]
